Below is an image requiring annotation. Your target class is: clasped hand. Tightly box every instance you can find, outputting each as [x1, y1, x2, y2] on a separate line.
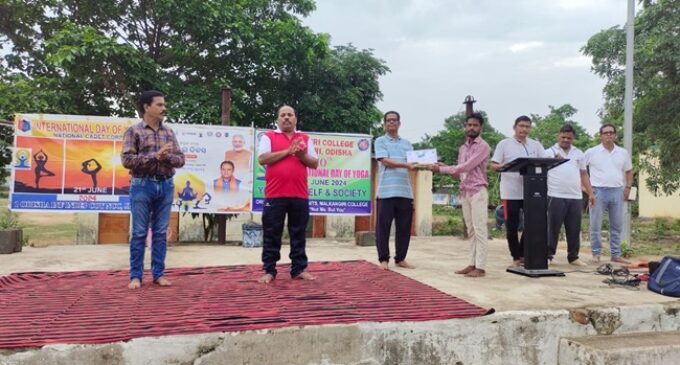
[430, 162, 447, 173]
[288, 137, 307, 157]
[155, 143, 173, 160]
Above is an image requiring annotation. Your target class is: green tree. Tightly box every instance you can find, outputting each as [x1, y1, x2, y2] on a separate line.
[0, 65, 75, 185]
[530, 104, 596, 150]
[0, 0, 386, 129]
[582, 0, 680, 194]
[0, 124, 10, 186]
[294, 45, 388, 134]
[0, 0, 388, 184]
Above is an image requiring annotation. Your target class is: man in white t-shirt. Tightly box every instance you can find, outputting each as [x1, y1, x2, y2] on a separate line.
[583, 123, 633, 265]
[545, 124, 595, 267]
[491, 115, 550, 267]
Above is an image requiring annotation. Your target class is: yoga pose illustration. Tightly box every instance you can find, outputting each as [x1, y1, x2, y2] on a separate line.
[177, 180, 197, 215]
[81, 159, 102, 188]
[33, 150, 55, 189]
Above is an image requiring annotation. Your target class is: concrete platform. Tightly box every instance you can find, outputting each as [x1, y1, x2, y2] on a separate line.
[0, 236, 674, 312]
[559, 331, 680, 365]
[1, 236, 678, 365]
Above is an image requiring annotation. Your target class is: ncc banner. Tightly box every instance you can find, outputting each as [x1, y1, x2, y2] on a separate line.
[11, 114, 135, 212]
[252, 130, 372, 215]
[10, 114, 254, 213]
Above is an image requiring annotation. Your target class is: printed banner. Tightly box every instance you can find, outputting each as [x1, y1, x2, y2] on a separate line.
[10, 114, 254, 213]
[11, 114, 135, 212]
[252, 131, 372, 215]
[172, 125, 254, 214]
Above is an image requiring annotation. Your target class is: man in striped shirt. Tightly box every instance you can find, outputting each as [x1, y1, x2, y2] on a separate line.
[121, 90, 185, 289]
[374, 111, 417, 270]
[432, 113, 490, 277]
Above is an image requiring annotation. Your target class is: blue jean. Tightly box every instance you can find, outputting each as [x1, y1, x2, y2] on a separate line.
[589, 187, 624, 257]
[129, 177, 174, 280]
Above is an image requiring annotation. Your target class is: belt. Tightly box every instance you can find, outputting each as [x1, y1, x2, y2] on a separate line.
[133, 175, 172, 181]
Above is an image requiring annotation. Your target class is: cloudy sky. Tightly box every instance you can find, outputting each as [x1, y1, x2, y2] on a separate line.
[301, 0, 629, 141]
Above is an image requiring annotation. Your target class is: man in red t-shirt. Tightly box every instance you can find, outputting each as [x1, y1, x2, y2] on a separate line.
[257, 105, 319, 283]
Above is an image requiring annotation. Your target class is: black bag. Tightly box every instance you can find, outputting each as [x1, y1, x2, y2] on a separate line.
[647, 256, 680, 297]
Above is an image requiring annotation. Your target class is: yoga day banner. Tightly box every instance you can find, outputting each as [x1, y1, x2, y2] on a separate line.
[252, 130, 372, 215]
[10, 114, 254, 213]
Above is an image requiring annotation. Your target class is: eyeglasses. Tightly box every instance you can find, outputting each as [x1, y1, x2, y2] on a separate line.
[601, 131, 616, 136]
[385, 119, 400, 124]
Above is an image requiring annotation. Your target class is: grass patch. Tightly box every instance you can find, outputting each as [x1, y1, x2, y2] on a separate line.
[432, 205, 502, 238]
[23, 222, 79, 246]
[0, 198, 78, 246]
[630, 217, 680, 257]
[433, 205, 680, 258]
[432, 206, 465, 236]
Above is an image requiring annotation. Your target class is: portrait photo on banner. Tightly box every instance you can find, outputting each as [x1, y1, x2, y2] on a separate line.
[172, 124, 254, 214]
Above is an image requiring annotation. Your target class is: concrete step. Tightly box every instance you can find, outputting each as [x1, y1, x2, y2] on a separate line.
[559, 331, 680, 365]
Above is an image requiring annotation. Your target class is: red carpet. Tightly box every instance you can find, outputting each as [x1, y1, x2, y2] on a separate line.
[0, 260, 489, 348]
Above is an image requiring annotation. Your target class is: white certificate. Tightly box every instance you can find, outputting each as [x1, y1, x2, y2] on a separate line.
[407, 149, 438, 164]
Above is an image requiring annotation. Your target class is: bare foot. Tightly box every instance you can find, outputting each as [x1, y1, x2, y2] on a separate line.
[396, 261, 415, 269]
[465, 269, 486, 277]
[591, 255, 601, 264]
[512, 260, 521, 267]
[569, 259, 588, 267]
[153, 276, 171, 286]
[258, 273, 275, 283]
[379, 261, 390, 271]
[295, 271, 316, 281]
[127, 278, 141, 289]
[611, 256, 631, 265]
[455, 265, 476, 275]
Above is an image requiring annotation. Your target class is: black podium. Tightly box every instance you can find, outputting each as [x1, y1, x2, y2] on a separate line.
[498, 157, 569, 278]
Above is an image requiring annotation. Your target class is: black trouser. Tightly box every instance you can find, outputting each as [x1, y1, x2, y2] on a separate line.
[261, 198, 309, 278]
[504, 199, 524, 261]
[547, 197, 582, 263]
[376, 198, 414, 263]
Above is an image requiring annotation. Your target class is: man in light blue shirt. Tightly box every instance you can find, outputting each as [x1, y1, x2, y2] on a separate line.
[374, 111, 416, 271]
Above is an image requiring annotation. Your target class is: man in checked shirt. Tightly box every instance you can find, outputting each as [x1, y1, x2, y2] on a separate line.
[432, 113, 491, 277]
[121, 90, 185, 289]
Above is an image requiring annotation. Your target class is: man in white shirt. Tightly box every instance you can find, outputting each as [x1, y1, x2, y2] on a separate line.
[583, 124, 634, 264]
[545, 124, 595, 267]
[491, 115, 550, 267]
